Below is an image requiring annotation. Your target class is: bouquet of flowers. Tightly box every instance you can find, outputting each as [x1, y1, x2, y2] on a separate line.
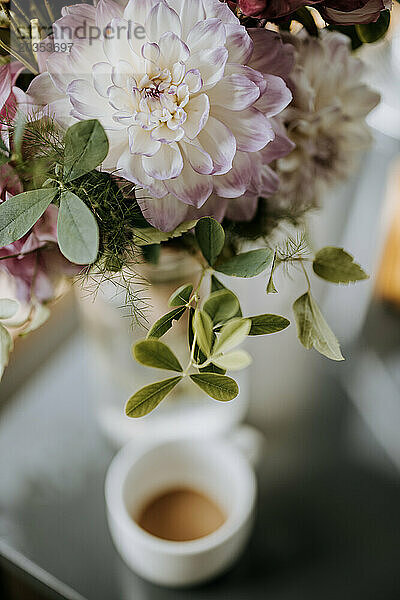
[0, 0, 392, 415]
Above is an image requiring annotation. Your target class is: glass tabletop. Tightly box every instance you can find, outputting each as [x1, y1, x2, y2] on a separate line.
[1, 332, 400, 600]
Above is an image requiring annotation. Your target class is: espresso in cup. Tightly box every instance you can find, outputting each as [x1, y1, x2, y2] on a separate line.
[135, 486, 226, 541]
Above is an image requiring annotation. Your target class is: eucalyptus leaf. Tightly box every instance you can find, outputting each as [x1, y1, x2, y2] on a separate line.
[168, 284, 193, 307]
[0, 188, 57, 247]
[293, 292, 344, 361]
[133, 220, 198, 245]
[0, 323, 13, 380]
[190, 373, 239, 401]
[193, 309, 213, 356]
[63, 119, 109, 182]
[216, 248, 273, 278]
[203, 290, 239, 323]
[213, 350, 252, 372]
[213, 318, 251, 355]
[0, 298, 19, 320]
[57, 191, 99, 265]
[133, 339, 183, 372]
[356, 10, 390, 43]
[249, 314, 290, 336]
[195, 217, 225, 266]
[125, 376, 183, 417]
[313, 247, 368, 284]
[147, 306, 186, 338]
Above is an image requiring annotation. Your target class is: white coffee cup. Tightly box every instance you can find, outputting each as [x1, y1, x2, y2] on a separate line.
[105, 426, 263, 588]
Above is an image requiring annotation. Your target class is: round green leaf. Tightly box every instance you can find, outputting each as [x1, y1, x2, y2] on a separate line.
[168, 284, 193, 307]
[203, 289, 240, 323]
[195, 217, 225, 266]
[216, 248, 273, 278]
[213, 317, 251, 355]
[0, 188, 57, 247]
[57, 191, 99, 265]
[63, 119, 109, 182]
[0, 299, 19, 320]
[213, 350, 252, 372]
[293, 291, 344, 361]
[249, 314, 290, 336]
[356, 10, 390, 43]
[313, 247, 368, 284]
[190, 373, 239, 401]
[193, 309, 213, 356]
[126, 376, 183, 418]
[147, 307, 186, 338]
[133, 339, 183, 372]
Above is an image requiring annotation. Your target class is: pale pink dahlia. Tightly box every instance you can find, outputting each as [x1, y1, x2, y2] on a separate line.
[26, 0, 293, 230]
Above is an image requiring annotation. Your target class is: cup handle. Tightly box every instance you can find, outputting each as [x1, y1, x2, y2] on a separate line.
[226, 425, 265, 469]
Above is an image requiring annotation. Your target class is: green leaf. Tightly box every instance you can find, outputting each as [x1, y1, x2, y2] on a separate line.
[356, 10, 390, 43]
[193, 309, 213, 356]
[133, 339, 183, 372]
[195, 217, 225, 266]
[199, 362, 226, 375]
[216, 248, 273, 278]
[266, 252, 278, 294]
[168, 284, 193, 307]
[313, 247, 368, 284]
[0, 299, 19, 320]
[133, 220, 198, 245]
[213, 350, 252, 372]
[203, 289, 239, 323]
[293, 292, 344, 361]
[57, 191, 99, 265]
[63, 119, 109, 182]
[142, 244, 160, 265]
[147, 306, 186, 339]
[211, 275, 226, 292]
[190, 373, 239, 401]
[213, 317, 251, 355]
[0, 323, 13, 380]
[248, 314, 290, 336]
[0, 188, 57, 247]
[12, 110, 26, 156]
[126, 376, 183, 417]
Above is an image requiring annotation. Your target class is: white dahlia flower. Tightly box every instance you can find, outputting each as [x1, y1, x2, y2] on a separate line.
[274, 31, 380, 211]
[24, 0, 294, 230]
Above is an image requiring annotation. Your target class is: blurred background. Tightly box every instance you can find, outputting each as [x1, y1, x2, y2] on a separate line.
[0, 3, 400, 600]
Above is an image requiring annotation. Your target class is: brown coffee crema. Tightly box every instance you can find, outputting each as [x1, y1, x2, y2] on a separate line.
[136, 487, 226, 542]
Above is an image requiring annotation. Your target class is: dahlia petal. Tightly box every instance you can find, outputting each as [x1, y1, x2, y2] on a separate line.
[180, 140, 213, 175]
[182, 93, 210, 139]
[26, 72, 65, 105]
[142, 41, 160, 63]
[251, 163, 280, 196]
[67, 78, 113, 120]
[212, 151, 252, 198]
[47, 52, 74, 93]
[208, 73, 260, 112]
[165, 162, 213, 207]
[224, 23, 253, 64]
[92, 62, 113, 97]
[158, 32, 189, 65]
[186, 18, 226, 53]
[186, 47, 228, 90]
[111, 60, 135, 89]
[137, 193, 191, 231]
[142, 142, 183, 180]
[202, 0, 239, 24]
[224, 193, 258, 222]
[61, 3, 96, 22]
[117, 148, 168, 197]
[151, 124, 185, 143]
[124, 0, 161, 26]
[197, 116, 236, 175]
[130, 125, 161, 155]
[248, 29, 295, 81]
[145, 3, 182, 42]
[184, 69, 202, 94]
[103, 18, 138, 66]
[259, 119, 295, 163]
[168, 0, 206, 39]
[95, 0, 124, 29]
[103, 130, 128, 170]
[212, 105, 274, 153]
[254, 74, 292, 118]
